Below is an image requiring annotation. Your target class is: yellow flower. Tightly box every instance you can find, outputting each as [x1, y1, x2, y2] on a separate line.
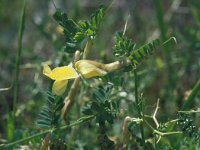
[75, 60, 107, 78]
[43, 64, 78, 96]
[43, 60, 114, 95]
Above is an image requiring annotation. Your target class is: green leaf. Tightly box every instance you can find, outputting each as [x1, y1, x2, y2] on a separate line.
[82, 83, 117, 125]
[90, 5, 105, 30]
[73, 32, 85, 43]
[53, 9, 68, 28]
[93, 89, 106, 104]
[41, 106, 53, 115]
[36, 120, 51, 128]
[113, 32, 136, 57]
[53, 9, 79, 53]
[55, 101, 64, 112]
[104, 113, 114, 124]
[128, 38, 163, 65]
[114, 31, 176, 66]
[53, 9, 77, 37]
[53, 6, 105, 53]
[82, 103, 93, 115]
[73, 5, 105, 42]
[6, 113, 14, 141]
[37, 91, 64, 129]
[131, 37, 176, 65]
[38, 113, 52, 122]
[79, 20, 89, 29]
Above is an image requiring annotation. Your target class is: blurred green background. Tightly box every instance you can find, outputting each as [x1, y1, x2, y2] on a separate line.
[0, 0, 200, 148]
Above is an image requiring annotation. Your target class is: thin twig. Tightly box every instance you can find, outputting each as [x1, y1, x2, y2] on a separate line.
[0, 86, 12, 92]
[178, 110, 200, 113]
[51, 0, 57, 10]
[152, 99, 160, 128]
[123, 14, 130, 36]
[105, 0, 117, 16]
[144, 120, 182, 136]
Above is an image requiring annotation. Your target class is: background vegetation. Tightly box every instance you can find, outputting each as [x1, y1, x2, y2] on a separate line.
[0, 0, 199, 149]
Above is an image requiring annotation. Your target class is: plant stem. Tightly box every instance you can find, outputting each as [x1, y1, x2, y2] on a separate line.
[134, 68, 145, 148]
[153, 0, 166, 40]
[13, 0, 26, 114]
[10, 0, 26, 141]
[0, 115, 94, 148]
[144, 120, 182, 136]
[178, 110, 200, 113]
[153, 0, 176, 89]
[182, 79, 200, 111]
[62, 50, 81, 121]
[62, 76, 81, 121]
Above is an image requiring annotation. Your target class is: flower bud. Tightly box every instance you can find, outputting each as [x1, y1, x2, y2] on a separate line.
[75, 60, 107, 78]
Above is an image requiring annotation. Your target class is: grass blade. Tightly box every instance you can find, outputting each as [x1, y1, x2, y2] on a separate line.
[182, 79, 200, 110]
[13, 0, 26, 115]
[153, 0, 166, 40]
[10, 0, 26, 141]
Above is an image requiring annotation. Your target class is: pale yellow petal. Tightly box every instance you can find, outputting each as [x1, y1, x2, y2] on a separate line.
[75, 60, 105, 69]
[75, 60, 107, 78]
[43, 65, 52, 77]
[48, 66, 78, 80]
[82, 67, 107, 78]
[52, 80, 68, 96]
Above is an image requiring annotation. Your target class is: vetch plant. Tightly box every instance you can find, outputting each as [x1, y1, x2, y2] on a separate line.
[1, 1, 200, 150]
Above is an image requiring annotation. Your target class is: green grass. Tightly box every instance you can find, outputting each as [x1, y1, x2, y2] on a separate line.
[9, 0, 26, 142]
